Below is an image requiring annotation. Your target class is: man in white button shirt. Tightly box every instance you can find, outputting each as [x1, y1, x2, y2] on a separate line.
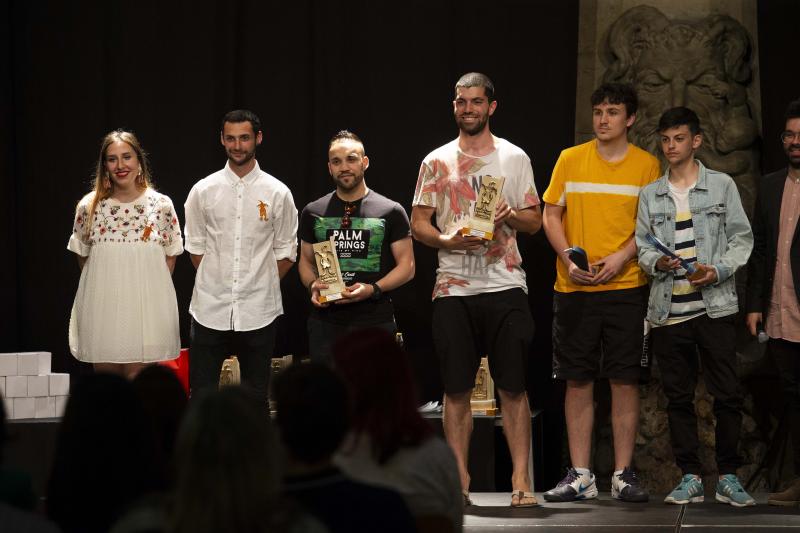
[184, 109, 298, 403]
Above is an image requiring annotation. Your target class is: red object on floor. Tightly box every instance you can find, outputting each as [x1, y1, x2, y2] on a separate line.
[158, 348, 189, 395]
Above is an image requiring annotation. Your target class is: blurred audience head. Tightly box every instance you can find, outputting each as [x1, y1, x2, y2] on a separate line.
[274, 362, 349, 466]
[47, 372, 164, 533]
[333, 328, 432, 464]
[132, 364, 188, 474]
[170, 386, 288, 533]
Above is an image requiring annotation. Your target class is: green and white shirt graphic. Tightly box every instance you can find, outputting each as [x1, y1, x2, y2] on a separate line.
[299, 190, 411, 325]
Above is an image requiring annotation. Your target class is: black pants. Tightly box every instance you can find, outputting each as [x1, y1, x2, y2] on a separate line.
[768, 338, 800, 476]
[189, 318, 276, 404]
[652, 313, 743, 475]
[307, 316, 396, 366]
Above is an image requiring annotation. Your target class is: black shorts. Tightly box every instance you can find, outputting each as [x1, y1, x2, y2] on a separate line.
[432, 288, 534, 394]
[552, 286, 647, 382]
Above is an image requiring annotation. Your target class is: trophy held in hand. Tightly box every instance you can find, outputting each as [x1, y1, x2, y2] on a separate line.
[645, 233, 704, 280]
[461, 175, 505, 241]
[313, 236, 346, 303]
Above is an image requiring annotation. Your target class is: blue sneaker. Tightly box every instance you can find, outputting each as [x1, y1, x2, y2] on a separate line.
[715, 474, 756, 507]
[664, 474, 704, 504]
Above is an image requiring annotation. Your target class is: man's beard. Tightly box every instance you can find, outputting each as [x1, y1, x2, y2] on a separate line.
[787, 144, 800, 169]
[456, 113, 489, 136]
[227, 148, 256, 166]
[335, 172, 364, 191]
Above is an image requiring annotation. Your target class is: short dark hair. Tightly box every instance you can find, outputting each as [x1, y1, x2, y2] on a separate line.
[329, 130, 365, 152]
[274, 363, 349, 464]
[591, 83, 638, 116]
[785, 98, 800, 124]
[220, 109, 262, 134]
[658, 106, 702, 136]
[455, 72, 495, 102]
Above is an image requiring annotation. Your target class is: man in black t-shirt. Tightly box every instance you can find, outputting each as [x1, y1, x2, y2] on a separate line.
[298, 130, 415, 363]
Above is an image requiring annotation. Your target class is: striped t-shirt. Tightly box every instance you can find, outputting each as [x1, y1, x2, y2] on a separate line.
[661, 182, 705, 326]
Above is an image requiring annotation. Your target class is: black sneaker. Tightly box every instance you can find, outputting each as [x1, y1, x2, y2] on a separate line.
[543, 467, 598, 502]
[611, 467, 649, 502]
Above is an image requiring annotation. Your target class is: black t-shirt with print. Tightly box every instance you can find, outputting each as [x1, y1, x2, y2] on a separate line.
[299, 190, 411, 325]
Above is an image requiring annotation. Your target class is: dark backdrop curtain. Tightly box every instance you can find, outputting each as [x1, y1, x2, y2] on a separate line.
[3, 0, 579, 379]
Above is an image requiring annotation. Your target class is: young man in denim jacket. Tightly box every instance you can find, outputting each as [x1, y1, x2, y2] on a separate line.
[635, 107, 754, 507]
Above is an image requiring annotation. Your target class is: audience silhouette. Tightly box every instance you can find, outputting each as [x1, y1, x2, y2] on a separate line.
[274, 361, 415, 533]
[169, 385, 325, 533]
[332, 328, 463, 533]
[46, 373, 165, 533]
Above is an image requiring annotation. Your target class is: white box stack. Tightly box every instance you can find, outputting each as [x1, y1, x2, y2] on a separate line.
[0, 352, 69, 420]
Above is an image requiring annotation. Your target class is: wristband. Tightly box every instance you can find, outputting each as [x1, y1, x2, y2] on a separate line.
[370, 282, 383, 301]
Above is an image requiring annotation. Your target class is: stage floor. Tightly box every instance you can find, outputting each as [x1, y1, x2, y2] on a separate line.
[465, 492, 800, 531]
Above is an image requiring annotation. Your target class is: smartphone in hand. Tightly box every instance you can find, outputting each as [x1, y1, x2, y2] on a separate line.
[567, 246, 590, 272]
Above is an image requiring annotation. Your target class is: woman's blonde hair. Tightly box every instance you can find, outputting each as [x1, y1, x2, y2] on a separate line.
[84, 130, 153, 238]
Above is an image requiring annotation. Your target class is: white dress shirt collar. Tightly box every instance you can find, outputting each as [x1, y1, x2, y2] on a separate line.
[223, 160, 261, 186]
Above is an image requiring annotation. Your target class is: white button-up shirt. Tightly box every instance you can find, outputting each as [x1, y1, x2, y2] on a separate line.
[184, 161, 298, 331]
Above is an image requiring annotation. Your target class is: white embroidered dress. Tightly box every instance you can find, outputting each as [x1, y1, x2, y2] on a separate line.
[67, 189, 184, 363]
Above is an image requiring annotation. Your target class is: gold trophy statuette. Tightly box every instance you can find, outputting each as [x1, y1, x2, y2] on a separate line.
[461, 175, 505, 241]
[219, 355, 241, 388]
[312, 237, 346, 303]
[268, 354, 294, 414]
[470, 356, 497, 415]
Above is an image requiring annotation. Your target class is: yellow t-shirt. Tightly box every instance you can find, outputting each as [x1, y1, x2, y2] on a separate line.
[543, 139, 660, 293]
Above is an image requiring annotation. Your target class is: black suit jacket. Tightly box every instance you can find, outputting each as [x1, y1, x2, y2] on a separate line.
[746, 168, 800, 315]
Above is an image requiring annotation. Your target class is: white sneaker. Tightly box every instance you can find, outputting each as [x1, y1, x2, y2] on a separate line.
[611, 467, 649, 503]
[543, 468, 598, 502]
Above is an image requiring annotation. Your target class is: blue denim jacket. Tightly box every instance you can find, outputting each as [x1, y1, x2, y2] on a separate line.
[635, 161, 753, 325]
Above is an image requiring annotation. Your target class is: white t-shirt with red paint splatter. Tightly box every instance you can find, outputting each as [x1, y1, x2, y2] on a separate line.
[412, 137, 540, 299]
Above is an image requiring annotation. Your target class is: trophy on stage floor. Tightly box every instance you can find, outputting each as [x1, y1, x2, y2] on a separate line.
[268, 354, 294, 414]
[462, 175, 505, 241]
[313, 237, 345, 303]
[471, 356, 497, 415]
[219, 355, 241, 388]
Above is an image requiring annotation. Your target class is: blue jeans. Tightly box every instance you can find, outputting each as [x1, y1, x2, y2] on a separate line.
[307, 316, 396, 366]
[189, 318, 276, 404]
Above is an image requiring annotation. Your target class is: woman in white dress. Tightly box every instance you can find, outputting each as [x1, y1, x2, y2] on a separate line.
[68, 130, 183, 379]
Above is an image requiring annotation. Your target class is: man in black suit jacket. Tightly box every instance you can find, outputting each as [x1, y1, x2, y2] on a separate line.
[746, 98, 800, 506]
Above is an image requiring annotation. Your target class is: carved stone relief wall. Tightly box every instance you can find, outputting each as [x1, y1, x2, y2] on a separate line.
[577, 0, 761, 214]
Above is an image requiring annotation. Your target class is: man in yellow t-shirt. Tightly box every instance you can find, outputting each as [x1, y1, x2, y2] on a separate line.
[541, 83, 660, 504]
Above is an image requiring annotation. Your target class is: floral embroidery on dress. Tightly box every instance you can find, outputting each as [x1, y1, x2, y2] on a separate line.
[75, 191, 181, 247]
